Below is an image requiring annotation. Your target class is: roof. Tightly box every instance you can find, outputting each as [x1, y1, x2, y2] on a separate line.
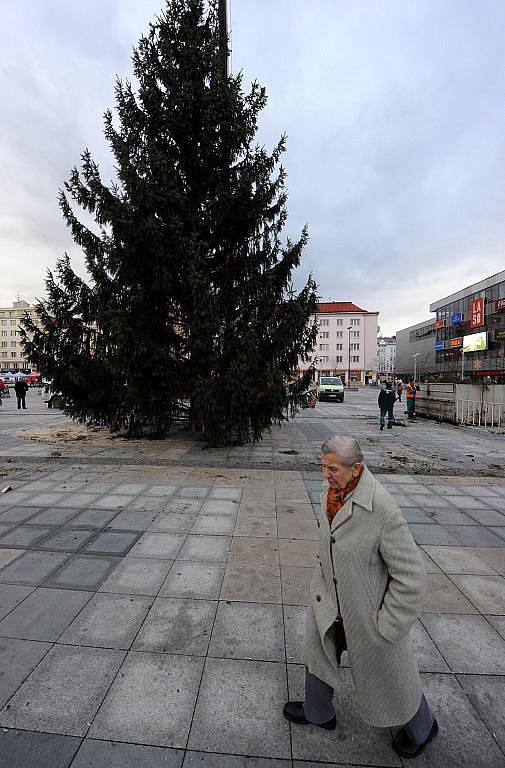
[429, 269, 505, 312]
[316, 301, 376, 314]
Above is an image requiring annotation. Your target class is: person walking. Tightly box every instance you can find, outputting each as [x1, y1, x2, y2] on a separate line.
[283, 434, 438, 759]
[14, 378, 29, 410]
[396, 381, 403, 402]
[405, 379, 417, 419]
[378, 381, 396, 430]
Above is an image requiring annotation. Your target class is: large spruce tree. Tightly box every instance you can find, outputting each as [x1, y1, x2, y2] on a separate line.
[22, 0, 318, 444]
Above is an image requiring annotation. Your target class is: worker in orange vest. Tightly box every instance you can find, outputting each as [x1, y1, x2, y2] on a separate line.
[405, 379, 417, 419]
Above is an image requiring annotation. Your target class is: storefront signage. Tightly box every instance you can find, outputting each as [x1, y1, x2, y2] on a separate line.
[448, 337, 463, 348]
[496, 299, 505, 312]
[435, 319, 445, 329]
[435, 341, 445, 350]
[463, 331, 487, 352]
[470, 298, 485, 328]
[451, 313, 463, 324]
[495, 329, 505, 341]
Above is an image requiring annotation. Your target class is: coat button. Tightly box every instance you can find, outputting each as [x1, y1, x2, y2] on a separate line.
[316, 595, 321, 602]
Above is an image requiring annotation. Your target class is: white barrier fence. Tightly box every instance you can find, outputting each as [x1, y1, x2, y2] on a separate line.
[456, 399, 504, 427]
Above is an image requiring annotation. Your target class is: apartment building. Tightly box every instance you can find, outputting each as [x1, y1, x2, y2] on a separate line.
[298, 301, 379, 385]
[0, 300, 39, 372]
[377, 336, 396, 377]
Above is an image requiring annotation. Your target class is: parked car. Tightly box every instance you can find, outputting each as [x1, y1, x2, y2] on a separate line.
[317, 376, 344, 402]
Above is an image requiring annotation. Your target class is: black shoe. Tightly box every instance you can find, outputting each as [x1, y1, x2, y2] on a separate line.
[392, 719, 438, 758]
[387, 425, 392, 429]
[380, 425, 384, 431]
[283, 701, 336, 730]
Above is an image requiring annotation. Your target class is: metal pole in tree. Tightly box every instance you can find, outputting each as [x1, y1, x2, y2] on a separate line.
[218, 0, 228, 79]
[347, 326, 352, 388]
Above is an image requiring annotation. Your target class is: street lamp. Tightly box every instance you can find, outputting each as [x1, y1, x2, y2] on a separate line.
[412, 353, 420, 382]
[460, 348, 465, 382]
[347, 326, 352, 388]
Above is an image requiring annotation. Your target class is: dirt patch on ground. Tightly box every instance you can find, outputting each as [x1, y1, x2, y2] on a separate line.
[15, 424, 121, 443]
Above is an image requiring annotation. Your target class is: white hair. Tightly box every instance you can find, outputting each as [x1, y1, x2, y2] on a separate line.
[320, 434, 364, 467]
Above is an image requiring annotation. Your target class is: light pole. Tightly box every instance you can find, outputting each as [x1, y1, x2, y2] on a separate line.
[347, 326, 352, 388]
[412, 353, 420, 382]
[460, 348, 465, 382]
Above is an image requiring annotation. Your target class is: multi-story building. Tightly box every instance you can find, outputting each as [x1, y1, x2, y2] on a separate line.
[0, 300, 39, 372]
[298, 301, 379, 385]
[395, 319, 437, 381]
[377, 336, 396, 377]
[430, 269, 505, 381]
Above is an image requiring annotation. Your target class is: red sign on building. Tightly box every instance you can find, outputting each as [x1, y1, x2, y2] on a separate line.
[434, 319, 445, 329]
[470, 298, 484, 329]
[496, 298, 505, 312]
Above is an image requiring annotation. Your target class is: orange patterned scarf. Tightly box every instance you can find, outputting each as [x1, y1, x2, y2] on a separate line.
[326, 467, 363, 525]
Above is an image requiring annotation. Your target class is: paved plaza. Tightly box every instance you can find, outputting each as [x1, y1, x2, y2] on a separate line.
[0, 389, 504, 767]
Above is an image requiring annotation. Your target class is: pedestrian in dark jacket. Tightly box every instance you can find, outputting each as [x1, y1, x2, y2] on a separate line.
[378, 382, 396, 430]
[396, 381, 403, 402]
[14, 379, 28, 410]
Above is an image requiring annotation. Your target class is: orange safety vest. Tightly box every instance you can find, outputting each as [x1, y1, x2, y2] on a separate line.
[405, 384, 416, 398]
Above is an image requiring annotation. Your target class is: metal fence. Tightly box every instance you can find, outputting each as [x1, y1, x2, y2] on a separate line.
[456, 400, 504, 427]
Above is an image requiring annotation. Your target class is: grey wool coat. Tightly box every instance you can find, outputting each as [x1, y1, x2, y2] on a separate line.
[303, 466, 425, 727]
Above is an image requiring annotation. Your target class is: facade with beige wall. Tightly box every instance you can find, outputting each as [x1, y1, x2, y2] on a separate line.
[0, 300, 39, 372]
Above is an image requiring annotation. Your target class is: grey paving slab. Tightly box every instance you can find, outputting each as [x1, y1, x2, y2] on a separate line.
[423, 508, 478, 526]
[184, 754, 290, 768]
[177, 535, 231, 563]
[489, 527, 505, 542]
[200, 499, 239, 516]
[177, 486, 210, 499]
[127, 496, 167, 512]
[0, 525, 54, 549]
[208, 601, 285, 661]
[449, 574, 505, 614]
[71, 739, 184, 768]
[0, 637, 52, 708]
[82, 531, 140, 555]
[422, 546, 497, 574]
[26, 507, 81, 525]
[208, 486, 243, 501]
[420, 613, 505, 673]
[133, 597, 216, 655]
[287, 665, 400, 766]
[413, 672, 505, 768]
[188, 657, 291, 759]
[456, 674, 505, 753]
[92, 494, 135, 509]
[37, 528, 97, 552]
[129, 532, 186, 560]
[0, 584, 33, 621]
[89, 651, 204, 748]
[166, 499, 205, 515]
[410, 619, 450, 672]
[446, 525, 505, 548]
[69, 508, 120, 528]
[284, 604, 306, 664]
[421, 573, 478, 614]
[0, 644, 125, 736]
[106, 509, 159, 530]
[230, 537, 279, 564]
[160, 562, 225, 600]
[0, 506, 43, 523]
[19, 492, 64, 506]
[44, 555, 121, 591]
[464, 507, 505, 526]
[221, 562, 282, 603]
[0, 523, 15, 538]
[471, 547, 505, 574]
[0, 550, 70, 586]
[149, 513, 196, 533]
[111, 483, 147, 495]
[234, 517, 278, 537]
[191, 514, 236, 535]
[446, 495, 493, 510]
[145, 484, 180, 497]
[281, 566, 314, 606]
[100, 557, 173, 596]
[55, 493, 102, 508]
[0, 548, 24, 570]
[0, 729, 80, 768]
[408, 524, 460, 546]
[486, 615, 505, 640]
[401, 507, 436, 523]
[0, 492, 33, 507]
[60, 593, 151, 649]
[0, 587, 92, 641]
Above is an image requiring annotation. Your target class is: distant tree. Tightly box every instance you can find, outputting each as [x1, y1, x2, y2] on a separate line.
[22, 0, 317, 443]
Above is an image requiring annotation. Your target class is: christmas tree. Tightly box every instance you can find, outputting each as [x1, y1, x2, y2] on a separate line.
[22, 0, 317, 444]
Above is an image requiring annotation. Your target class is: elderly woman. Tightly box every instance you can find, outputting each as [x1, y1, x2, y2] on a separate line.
[283, 435, 438, 759]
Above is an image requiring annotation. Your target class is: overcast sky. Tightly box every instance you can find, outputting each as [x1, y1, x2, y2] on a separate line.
[1, 0, 504, 335]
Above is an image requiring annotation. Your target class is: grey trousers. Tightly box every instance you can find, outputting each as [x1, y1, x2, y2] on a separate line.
[303, 668, 434, 744]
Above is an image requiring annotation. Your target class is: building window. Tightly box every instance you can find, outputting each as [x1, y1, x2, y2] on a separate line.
[351, 331, 360, 338]
[10, 342, 17, 347]
[1, 320, 6, 326]
[350, 343, 360, 351]
[319, 344, 329, 351]
[319, 356, 329, 363]
[336, 343, 342, 350]
[1, 332, 7, 337]
[336, 319, 343, 326]
[350, 318, 360, 326]
[319, 332, 329, 339]
[351, 355, 360, 363]
[1, 342, 6, 348]
[336, 355, 343, 363]
[336, 331, 343, 338]
[319, 318, 329, 326]
[1, 352, 7, 358]
[11, 352, 16, 358]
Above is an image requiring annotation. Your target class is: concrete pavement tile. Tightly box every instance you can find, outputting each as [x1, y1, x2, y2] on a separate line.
[278, 539, 318, 567]
[0, 729, 80, 768]
[0, 587, 92, 641]
[208, 601, 285, 661]
[36, 528, 96, 551]
[419, 548, 443, 573]
[159, 562, 225, 600]
[413, 672, 505, 768]
[464, 507, 505, 526]
[402, 507, 438, 523]
[208, 486, 242, 501]
[422, 508, 477, 525]
[26, 508, 81, 525]
[55, 494, 101, 508]
[0, 584, 33, 621]
[70, 739, 184, 768]
[293, 763, 357, 768]
[133, 597, 216, 655]
[127, 496, 167, 512]
[408, 524, 460, 546]
[0, 645, 125, 736]
[422, 546, 497, 574]
[445, 525, 505, 548]
[82, 531, 140, 555]
[471, 547, 505, 574]
[420, 614, 505, 673]
[456, 674, 505, 752]
[100, 557, 173, 596]
[410, 619, 450, 672]
[145, 484, 179, 497]
[239, 501, 277, 518]
[421, 573, 478, 614]
[200, 499, 239, 516]
[277, 517, 319, 541]
[0, 493, 33, 508]
[0, 525, 53, 549]
[60, 593, 151, 649]
[0, 637, 52, 708]
[177, 535, 231, 562]
[70, 508, 120, 528]
[89, 651, 204, 747]
[188, 657, 290, 758]
[234, 517, 277, 537]
[110, 483, 147, 495]
[191, 514, 236, 535]
[165, 499, 205, 515]
[149, 513, 196, 533]
[44, 555, 121, 591]
[92, 494, 134, 510]
[0, 549, 24, 570]
[20, 492, 64, 506]
[486, 615, 505, 640]
[449, 574, 505, 614]
[281, 567, 315, 606]
[0, 551, 70, 586]
[284, 604, 306, 664]
[446, 496, 493, 510]
[106, 508, 160, 530]
[221, 563, 282, 603]
[407, 494, 452, 509]
[0, 506, 42, 523]
[177, 486, 211, 499]
[287, 665, 400, 766]
[184, 754, 290, 768]
[489, 527, 505, 542]
[230, 537, 279, 564]
[129, 533, 186, 560]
